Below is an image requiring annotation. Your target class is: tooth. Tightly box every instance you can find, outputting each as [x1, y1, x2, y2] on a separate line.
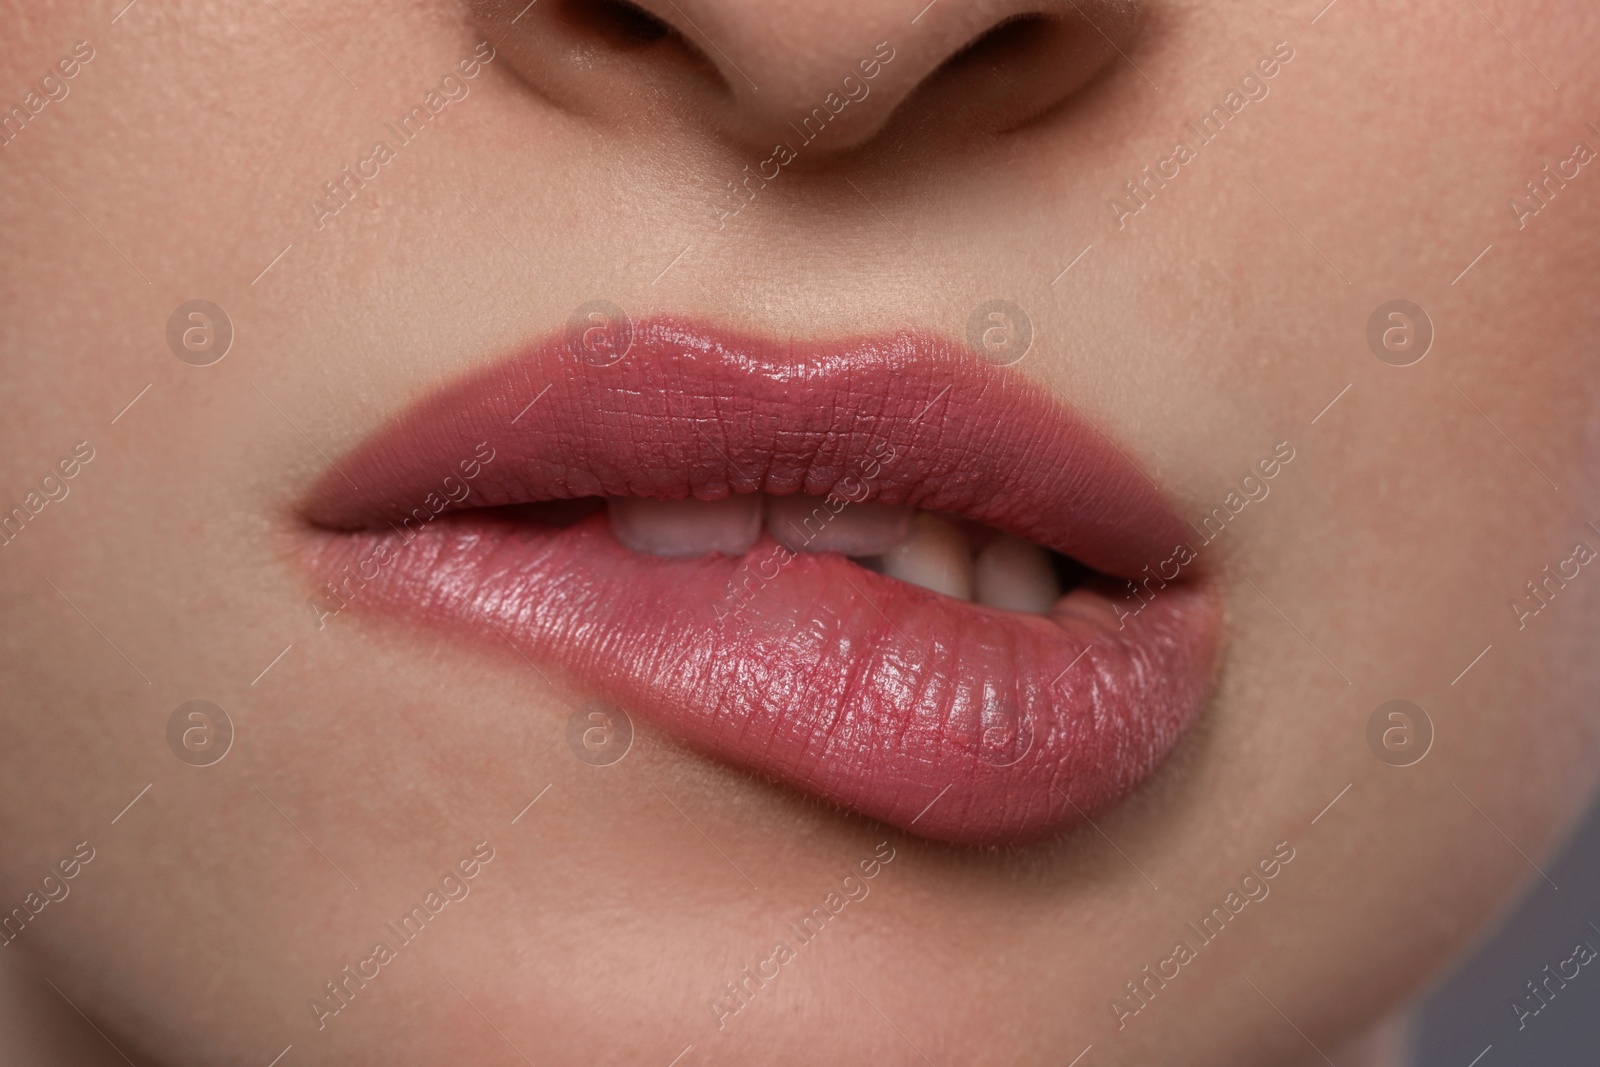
[767, 494, 914, 555]
[607, 494, 763, 558]
[974, 533, 1062, 614]
[878, 513, 974, 600]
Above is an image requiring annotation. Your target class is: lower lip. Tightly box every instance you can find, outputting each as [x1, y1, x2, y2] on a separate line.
[307, 511, 1219, 845]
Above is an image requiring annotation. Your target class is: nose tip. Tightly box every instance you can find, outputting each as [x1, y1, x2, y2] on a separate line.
[728, 36, 905, 152]
[695, 0, 1142, 152]
[472, 0, 1143, 154]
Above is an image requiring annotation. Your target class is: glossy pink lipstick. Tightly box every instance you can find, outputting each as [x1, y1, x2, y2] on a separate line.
[300, 318, 1219, 845]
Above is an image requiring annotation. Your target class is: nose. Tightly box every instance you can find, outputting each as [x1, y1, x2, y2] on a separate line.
[470, 0, 1142, 153]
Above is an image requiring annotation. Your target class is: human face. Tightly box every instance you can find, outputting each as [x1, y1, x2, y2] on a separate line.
[1, 1, 1596, 1064]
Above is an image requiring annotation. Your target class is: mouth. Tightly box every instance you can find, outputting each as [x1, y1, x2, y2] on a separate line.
[299, 317, 1220, 846]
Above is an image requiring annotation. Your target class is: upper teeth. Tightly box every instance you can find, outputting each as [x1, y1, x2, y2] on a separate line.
[767, 494, 913, 555]
[607, 494, 763, 558]
[878, 511, 974, 602]
[604, 493, 1063, 614]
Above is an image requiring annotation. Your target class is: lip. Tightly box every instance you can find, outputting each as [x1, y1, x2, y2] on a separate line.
[299, 317, 1220, 845]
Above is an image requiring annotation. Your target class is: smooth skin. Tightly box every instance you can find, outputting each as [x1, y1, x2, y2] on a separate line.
[1, 1, 1596, 1064]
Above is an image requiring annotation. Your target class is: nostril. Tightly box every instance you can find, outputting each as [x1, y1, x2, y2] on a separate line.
[553, 0, 725, 87]
[942, 12, 1057, 76]
[472, 0, 1141, 152]
[929, 13, 1057, 118]
[557, 0, 671, 47]
[893, 4, 1143, 140]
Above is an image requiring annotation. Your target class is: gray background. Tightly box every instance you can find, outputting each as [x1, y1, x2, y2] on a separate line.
[1414, 789, 1600, 1066]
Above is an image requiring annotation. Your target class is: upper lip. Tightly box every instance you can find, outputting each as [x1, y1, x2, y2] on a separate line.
[299, 316, 1220, 845]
